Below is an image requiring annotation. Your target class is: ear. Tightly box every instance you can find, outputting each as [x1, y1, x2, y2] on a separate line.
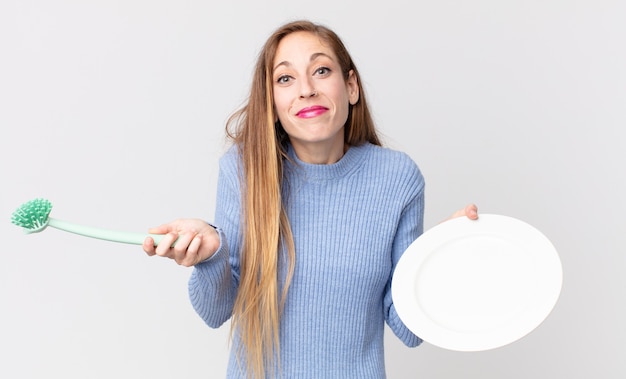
[347, 70, 360, 105]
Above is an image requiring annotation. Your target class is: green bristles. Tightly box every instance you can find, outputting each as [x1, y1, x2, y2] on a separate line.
[11, 198, 53, 233]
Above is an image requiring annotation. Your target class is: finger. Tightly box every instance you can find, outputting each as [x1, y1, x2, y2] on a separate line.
[155, 232, 179, 258]
[465, 203, 479, 220]
[449, 208, 465, 220]
[143, 237, 156, 256]
[172, 231, 197, 264]
[181, 234, 204, 267]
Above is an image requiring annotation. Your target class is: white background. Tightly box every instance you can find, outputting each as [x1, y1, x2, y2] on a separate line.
[1, 1, 624, 378]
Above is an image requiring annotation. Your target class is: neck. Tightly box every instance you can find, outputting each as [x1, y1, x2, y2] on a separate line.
[290, 138, 347, 165]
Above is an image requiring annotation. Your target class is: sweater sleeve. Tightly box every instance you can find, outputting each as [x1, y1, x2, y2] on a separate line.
[384, 160, 425, 347]
[188, 149, 241, 328]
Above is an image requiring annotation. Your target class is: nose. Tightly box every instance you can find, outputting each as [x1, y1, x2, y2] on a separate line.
[299, 79, 317, 98]
[301, 89, 317, 98]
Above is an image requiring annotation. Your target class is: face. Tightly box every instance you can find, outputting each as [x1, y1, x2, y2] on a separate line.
[272, 31, 359, 163]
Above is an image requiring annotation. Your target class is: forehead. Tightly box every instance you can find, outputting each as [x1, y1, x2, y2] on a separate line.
[273, 31, 336, 65]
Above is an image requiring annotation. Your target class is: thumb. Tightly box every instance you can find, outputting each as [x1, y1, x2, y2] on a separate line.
[148, 224, 173, 235]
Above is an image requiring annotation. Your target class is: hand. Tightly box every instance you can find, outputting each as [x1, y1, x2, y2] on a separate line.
[446, 203, 479, 221]
[142, 218, 220, 267]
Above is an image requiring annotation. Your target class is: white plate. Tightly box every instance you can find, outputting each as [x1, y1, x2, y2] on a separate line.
[392, 214, 562, 352]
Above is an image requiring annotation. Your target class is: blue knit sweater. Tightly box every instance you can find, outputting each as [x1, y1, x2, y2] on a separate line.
[189, 142, 425, 378]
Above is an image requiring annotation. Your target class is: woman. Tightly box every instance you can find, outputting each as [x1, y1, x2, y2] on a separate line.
[143, 20, 478, 378]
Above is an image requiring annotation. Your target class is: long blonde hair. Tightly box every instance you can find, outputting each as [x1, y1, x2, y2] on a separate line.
[225, 19, 381, 378]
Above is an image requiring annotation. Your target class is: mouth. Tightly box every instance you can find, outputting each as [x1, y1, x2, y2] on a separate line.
[296, 105, 328, 119]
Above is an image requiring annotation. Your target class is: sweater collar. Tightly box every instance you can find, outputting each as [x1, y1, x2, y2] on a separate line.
[285, 142, 369, 181]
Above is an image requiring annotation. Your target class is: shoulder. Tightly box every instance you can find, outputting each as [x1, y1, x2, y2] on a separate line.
[360, 143, 424, 185]
[216, 144, 244, 191]
[218, 144, 241, 172]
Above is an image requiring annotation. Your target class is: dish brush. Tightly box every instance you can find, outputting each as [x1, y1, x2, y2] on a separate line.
[11, 198, 170, 246]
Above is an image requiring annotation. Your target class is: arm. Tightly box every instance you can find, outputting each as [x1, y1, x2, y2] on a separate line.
[188, 226, 237, 328]
[188, 150, 242, 328]
[142, 149, 242, 328]
[142, 220, 235, 329]
[384, 165, 425, 347]
[384, 173, 478, 346]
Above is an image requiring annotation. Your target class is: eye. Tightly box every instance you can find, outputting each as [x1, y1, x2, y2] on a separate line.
[314, 66, 331, 76]
[276, 75, 292, 84]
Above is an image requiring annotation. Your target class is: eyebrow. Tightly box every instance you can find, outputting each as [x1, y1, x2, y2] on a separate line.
[273, 52, 334, 72]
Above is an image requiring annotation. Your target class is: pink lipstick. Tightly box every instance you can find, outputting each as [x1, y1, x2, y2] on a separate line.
[297, 105, 328, 119]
